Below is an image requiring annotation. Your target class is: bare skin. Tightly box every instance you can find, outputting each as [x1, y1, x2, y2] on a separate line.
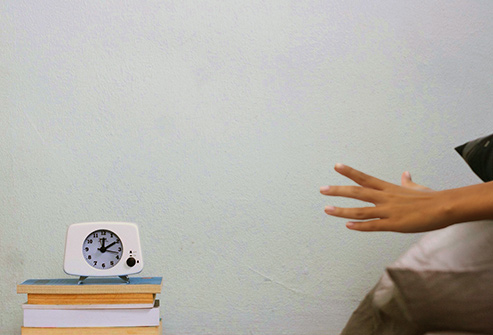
[320, 163, 493, 233]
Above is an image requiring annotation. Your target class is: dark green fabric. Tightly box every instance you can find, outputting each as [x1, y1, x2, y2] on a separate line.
[455, 134, 493, 182]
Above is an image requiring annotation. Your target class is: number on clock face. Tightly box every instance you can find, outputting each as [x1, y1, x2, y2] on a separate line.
[82, 229, 123, 270]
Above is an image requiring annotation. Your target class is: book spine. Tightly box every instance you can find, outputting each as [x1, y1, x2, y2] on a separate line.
[27, 293, 155, 305]
[23, 302, 160, 328]
[21, 321, 162, 335]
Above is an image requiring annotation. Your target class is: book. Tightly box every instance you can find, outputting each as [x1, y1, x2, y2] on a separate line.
[18, 276, 163, 331]
[22, 302, 155, 310]
[26, 293, 156, 305]
[17, 277, 163, 295]
[21, 320, 162, 335]
[22, 300, 160, 328]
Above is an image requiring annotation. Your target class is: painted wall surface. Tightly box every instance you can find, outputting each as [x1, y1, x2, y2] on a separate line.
[2, 1, 493, 334]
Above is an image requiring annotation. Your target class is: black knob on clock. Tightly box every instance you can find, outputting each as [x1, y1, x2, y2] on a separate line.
[126, 257, 136, 267]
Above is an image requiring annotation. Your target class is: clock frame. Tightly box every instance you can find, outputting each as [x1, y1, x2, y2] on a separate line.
[64, 222, 144, 284]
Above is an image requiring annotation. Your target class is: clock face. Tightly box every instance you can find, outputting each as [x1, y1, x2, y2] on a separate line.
[82, 229, 123, 270]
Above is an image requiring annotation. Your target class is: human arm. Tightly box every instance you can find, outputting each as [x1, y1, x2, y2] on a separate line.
[320, 163, 493, 233]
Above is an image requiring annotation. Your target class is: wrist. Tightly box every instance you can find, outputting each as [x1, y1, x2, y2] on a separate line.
[438, 182, 493, 225]
[437, 189, 462, 226]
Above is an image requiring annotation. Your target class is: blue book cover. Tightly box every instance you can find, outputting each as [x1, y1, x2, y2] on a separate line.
[20, 277, 162, 286]
[18, 277, 163, 294]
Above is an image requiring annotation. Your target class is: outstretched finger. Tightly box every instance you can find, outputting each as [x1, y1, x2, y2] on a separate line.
[324, 205, 383, 221]
[320, 185, 383, 203]
[345, 219, 394, 232]
[334, 163, 398, 191]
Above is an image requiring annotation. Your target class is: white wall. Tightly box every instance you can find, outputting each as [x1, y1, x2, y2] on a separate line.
[2, 1, 493, 334]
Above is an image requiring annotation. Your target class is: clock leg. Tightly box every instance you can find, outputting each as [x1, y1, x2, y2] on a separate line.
[119, 275, 130, 284]
[78, 276, 88, 285]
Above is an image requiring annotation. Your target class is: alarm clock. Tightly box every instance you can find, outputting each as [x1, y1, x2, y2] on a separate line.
[64, 222, 144, 284]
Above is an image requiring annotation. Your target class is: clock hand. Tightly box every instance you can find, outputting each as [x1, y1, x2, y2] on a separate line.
[98, 240, 118, 253]
[104, 241, 118, 250]
[104, 249, 118, 254]
[98, 238, 109, 253]
[97, 238, 106, 252]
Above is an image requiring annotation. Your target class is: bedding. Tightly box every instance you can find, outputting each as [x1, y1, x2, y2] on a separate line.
[341, 220, 493, 334]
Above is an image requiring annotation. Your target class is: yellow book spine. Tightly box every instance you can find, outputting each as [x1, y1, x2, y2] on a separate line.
[21, 321, 162, 335]
[27, 293, 155, 305]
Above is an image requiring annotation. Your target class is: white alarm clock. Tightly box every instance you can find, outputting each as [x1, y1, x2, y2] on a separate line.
[64, 222, 144, 284]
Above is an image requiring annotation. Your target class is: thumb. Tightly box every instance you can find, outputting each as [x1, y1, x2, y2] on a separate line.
[401, 171, 413, 187]
[401, 171, 433, 191]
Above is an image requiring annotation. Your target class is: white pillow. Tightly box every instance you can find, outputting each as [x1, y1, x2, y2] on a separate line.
[373, 220, 493, 334]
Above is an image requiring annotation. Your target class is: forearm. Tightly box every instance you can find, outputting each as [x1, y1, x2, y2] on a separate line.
[441, 181, 493, 225]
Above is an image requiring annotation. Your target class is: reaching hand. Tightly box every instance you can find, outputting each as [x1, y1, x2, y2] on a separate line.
[320, 163, 455, 233]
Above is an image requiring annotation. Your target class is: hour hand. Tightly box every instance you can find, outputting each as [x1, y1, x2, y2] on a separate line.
[98, 238, 109, 252]
[100, 238, 106, 249]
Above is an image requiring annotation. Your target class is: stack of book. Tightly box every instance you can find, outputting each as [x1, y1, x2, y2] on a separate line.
[17, 277, 163, 335]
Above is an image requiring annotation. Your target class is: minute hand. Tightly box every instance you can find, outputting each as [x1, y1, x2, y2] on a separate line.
[104, 249, 119, 254]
